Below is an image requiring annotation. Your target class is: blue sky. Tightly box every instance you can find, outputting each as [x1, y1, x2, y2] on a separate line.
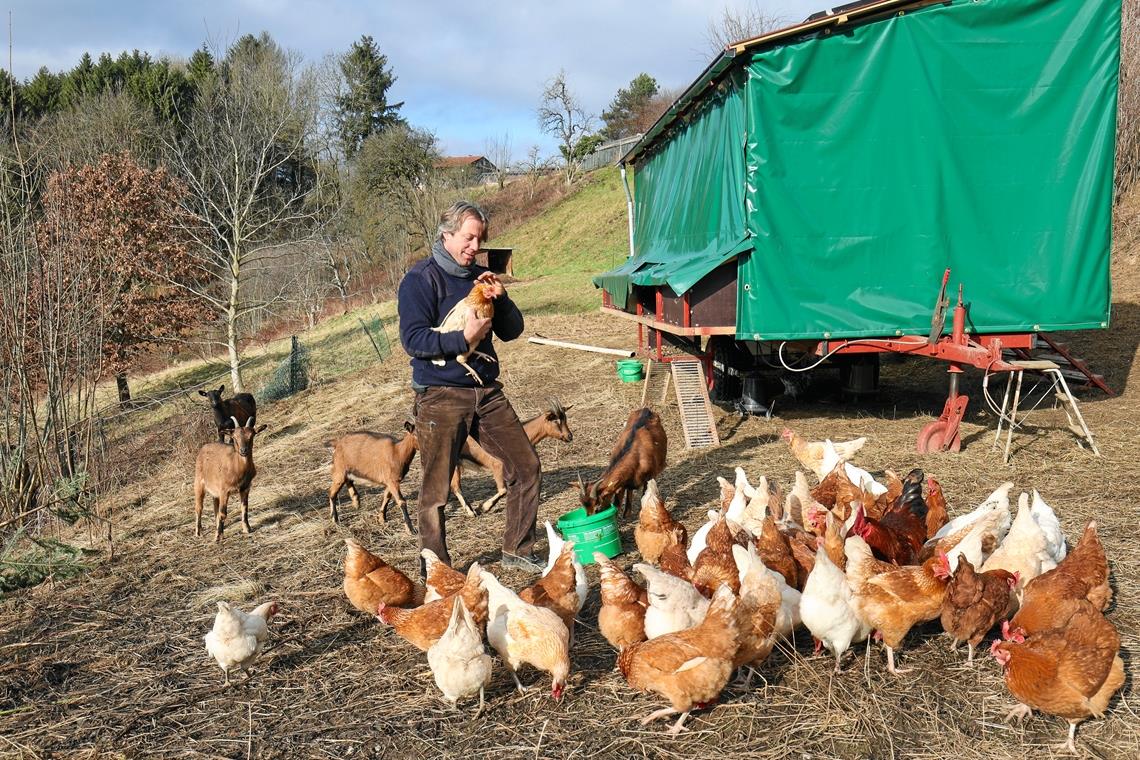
[6, 1, 822, 158]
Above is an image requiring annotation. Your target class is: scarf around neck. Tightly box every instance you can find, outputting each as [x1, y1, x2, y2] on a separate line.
[431, 239, 475, 279]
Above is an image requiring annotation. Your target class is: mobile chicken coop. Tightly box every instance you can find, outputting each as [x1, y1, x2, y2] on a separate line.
[594, 0, 1121, 452]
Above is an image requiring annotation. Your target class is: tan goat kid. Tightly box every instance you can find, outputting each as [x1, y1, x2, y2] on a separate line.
[451, 399, 573, 516]
[328, 422, 418, 534]
[194, 417, 267, 542]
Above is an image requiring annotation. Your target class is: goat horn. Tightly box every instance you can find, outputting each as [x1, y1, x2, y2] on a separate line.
[576, 471, 585, 492]
[230, 415, 239, 428]
[246, 417, 254, 428]
[588, 480, 600, 501]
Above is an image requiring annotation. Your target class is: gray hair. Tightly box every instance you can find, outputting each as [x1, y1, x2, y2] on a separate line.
[437, 201, 489, 241]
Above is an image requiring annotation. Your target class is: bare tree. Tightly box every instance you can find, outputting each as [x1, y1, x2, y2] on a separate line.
[537, 70, 594, 186]
[484, 132, 513, 189]
[516, 145, 551, 200]
[704, 3, 787, 57]
[163, 37, 330, 392]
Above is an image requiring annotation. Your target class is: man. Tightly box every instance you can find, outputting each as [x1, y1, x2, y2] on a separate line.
[397, 201, 543, 574]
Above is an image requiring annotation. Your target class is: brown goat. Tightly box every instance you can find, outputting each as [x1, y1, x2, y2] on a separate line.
[450, 399, 573, 516]
[194, 417, 267, 542]
[578, 407, 667, 517]
[328, 422, 418, 534]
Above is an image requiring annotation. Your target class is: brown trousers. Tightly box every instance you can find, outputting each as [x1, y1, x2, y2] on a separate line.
[413, 384, 541, 567]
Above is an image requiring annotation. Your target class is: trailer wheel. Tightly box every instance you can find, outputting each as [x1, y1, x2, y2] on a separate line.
[916, 421, 962, 453]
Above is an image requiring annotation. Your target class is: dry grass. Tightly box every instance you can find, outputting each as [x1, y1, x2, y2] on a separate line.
[2, 250, 1140, 758]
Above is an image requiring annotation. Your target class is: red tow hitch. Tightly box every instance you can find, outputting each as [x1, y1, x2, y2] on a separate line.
[916, 281, 968, 454]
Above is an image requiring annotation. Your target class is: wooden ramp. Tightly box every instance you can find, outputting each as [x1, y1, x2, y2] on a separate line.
[669, 358, 720, 449]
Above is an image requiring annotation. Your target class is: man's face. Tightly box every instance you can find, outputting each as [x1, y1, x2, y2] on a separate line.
[442, 216, 485, 267]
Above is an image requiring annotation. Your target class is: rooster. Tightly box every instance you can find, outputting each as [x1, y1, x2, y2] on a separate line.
[430, 281, 496, 384]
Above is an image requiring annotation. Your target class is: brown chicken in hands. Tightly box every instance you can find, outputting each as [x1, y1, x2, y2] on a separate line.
[343, 538, 424, 614]
[992, 601, 1124, 754]
[423, 548, 466, 602]
[1006, 520, 1111, 641]
[618, 585, 741, 735]
[377, 564, 487, 651]
[782, 429, 867, 481]
[940, 557, 1017, 664]
[520, 541, 581, 638]
[634, 479, 688, 564]
[596, 552, 648, 649]
[430, 280, 496, 385]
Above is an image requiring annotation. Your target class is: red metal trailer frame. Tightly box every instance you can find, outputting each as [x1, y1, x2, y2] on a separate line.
[600, 275, 1036, 453]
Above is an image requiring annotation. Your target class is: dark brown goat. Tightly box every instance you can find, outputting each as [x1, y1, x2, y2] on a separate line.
[199, 385, 257, 443]
[578, 407, 667, 517]
[327, 422, 418, 534]
[451, 399, 573, 516]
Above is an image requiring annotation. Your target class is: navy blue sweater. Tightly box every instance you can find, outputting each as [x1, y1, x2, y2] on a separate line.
[397, 256, 524, 389]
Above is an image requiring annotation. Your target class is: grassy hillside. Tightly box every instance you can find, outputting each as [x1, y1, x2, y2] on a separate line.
[489, 166, 628, 315]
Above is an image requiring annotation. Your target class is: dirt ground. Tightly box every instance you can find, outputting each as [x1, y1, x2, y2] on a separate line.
[2, 245, 1140, 758]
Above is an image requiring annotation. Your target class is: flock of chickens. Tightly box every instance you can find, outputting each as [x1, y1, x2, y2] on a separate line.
[203, 429, 1121, 752]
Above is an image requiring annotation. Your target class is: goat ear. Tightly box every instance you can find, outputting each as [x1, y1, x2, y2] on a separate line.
[404, 420, 415, 433]
[217, 385, 225, 395]
[561, 404, 573, 413]
[198, 390, 208, 397]
[254, 424, 267, 434]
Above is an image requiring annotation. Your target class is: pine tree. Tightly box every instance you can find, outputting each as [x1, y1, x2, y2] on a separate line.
[335, 35, 404, 159]
[600, 73, 659, 140]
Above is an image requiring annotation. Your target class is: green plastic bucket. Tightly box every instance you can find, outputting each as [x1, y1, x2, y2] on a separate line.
[615, 359, 644, 383]
[556, 505, 622, 565]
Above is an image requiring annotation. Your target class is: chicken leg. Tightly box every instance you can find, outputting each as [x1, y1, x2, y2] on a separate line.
[886, 647, 912, 675]
[1056, 721, 1079, 755]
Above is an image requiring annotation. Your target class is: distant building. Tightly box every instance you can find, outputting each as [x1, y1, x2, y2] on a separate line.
[436, 155, 498, 186]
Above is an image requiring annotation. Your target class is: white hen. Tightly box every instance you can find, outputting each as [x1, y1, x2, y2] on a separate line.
[204, 600, 278, 685]
[800, 544, 871, 672]
[732, 543, 801, 637]
[480, 570, 570, 698]
[635, 563, 710, 638]
[929, 482, 1014, 545]
[427, 598, 493, 710]
[981, 490, 1067, 593]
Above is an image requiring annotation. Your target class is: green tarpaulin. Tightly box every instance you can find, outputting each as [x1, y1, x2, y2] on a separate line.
[597, 0, 1118, 339]
[593, 68, 750, 309]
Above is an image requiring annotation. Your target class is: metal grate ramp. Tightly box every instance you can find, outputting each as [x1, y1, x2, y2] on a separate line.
[670, 358, 720, 449]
